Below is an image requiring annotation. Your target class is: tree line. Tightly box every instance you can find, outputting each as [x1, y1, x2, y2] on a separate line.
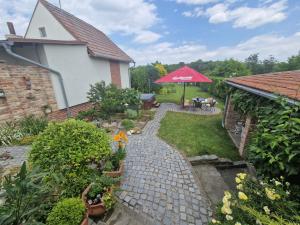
[131, 52, 300, 93]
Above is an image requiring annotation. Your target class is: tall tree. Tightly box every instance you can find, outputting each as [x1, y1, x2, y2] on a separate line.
[245, 53, 263, 75]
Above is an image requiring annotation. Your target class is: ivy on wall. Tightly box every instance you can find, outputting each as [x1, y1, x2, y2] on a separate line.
[231, 90, 300, 181]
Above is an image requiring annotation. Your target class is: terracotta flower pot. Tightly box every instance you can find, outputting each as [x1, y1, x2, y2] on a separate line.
[82, 184, 106, 217]
[80, 214, 89, 225]
[103, 160, 125, 178]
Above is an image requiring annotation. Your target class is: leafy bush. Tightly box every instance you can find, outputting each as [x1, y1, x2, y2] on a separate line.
[211, 173, 300, 224]
[87, 82, 140, 120]
[121, 119, 134, 131]
[46, 198, 85, 225]
[0, 162, 53, 225]
[19, 115, 48, 136]
[29, 119, 112, 196]
[125, 109, 138, 119]
[231, 90, 300, 180]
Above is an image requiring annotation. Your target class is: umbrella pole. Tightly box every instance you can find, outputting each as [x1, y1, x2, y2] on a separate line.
[182, 82, 186, 108]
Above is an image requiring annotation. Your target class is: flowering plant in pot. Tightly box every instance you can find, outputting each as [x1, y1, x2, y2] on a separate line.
[103, 131, 127, 178]
[82, 175, 118, 217]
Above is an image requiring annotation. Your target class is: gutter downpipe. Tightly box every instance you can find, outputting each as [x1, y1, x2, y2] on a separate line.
[1, 42, 71, 117]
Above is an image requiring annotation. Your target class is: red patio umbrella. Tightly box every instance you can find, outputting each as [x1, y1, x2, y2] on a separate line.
[155, 66, 212, 107]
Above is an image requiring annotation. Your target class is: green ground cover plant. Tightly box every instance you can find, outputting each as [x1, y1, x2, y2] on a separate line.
[158, 112, 239, 160]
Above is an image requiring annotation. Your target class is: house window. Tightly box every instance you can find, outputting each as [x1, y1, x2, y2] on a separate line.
[39, 27, 47, 37]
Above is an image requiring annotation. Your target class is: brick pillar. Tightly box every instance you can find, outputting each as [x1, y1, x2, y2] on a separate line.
[109, 60, 121, 88]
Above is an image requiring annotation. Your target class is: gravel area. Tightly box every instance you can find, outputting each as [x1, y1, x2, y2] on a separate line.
[118, 103, 213, 225]
[0, 146, 30, 171]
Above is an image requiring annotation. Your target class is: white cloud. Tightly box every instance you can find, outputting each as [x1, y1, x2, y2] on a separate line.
[182, 7, 205, 17]
[182, 0, 288, 28]
[125, 32, 300, 65]
[0, 0, 160, 42]
[205, 0, 288, 28]
[133, 30, 161, 44]
[176, 0, 219, 5]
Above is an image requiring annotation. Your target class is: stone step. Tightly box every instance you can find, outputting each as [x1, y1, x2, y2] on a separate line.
[193, 164, 229, 207]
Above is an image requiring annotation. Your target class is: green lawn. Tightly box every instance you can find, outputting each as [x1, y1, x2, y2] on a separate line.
[158, 112, 239, 160]
[156, 84, 225, 110]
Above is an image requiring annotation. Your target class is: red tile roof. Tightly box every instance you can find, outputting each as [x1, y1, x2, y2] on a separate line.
[38, 0, 133, 62]
[226, 70, 300, 101]
[8, 37, 87, 45]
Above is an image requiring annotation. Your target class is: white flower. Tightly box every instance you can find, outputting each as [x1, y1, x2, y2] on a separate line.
[235, 222, 242, 225]
[256, 219, 262, 225]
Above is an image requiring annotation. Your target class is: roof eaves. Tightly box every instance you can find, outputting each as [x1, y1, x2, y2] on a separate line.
[92, 53, 134, 63]
[225, 80, 298, 105]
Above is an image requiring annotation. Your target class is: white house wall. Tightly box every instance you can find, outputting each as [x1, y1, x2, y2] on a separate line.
[43, 44, 112, 108]
[25, 2, 75, 40]
[120, 63, 130, 88]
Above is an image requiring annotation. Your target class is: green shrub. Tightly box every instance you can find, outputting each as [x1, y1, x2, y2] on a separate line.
[87, 81, 140, 120]
[46, 198, 85, 225]
[29, 119, 112, 196]
[211, 173, 300, 224]
[0, 162, 53, 225]
[121, 119, 134, 131]
[125, 109, 138, 119]
[19, 115, 48, 136]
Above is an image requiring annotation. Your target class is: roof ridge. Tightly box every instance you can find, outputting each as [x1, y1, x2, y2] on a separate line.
[38, 0, 133, 62]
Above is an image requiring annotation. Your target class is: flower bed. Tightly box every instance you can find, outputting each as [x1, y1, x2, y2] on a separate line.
[211, 173, 300, 224]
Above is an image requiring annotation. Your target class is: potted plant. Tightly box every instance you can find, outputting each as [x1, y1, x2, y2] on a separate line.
[82, 175, 118, 217]
[103, 131, 127, 178]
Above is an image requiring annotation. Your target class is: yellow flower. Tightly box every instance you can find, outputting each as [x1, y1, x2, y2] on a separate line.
[237, 173, 247, 180]
[274, 181, 281, 186]
[256, 219, 262, 225]
[226, 215, 233, 221]
[211, 219, 220, 224]
[235, 177, 242, 184]
[236, 184, 243, 190]
[238, 192, 248, 201]
[280, 176, 284, 180]
[221, 203, 232, 215]
[265, 188, 280, 200]
[235, 222, 242, 225]
[263, 206, 270, 215]
[286, 182, 290, 187]
[224, 191, 232, 199]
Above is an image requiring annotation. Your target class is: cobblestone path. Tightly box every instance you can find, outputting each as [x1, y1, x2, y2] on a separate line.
[118, 103, 216, 225]
[0, 146, 29, 171]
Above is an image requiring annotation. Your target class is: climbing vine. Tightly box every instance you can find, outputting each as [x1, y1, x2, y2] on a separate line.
[231, 90, 300, 181]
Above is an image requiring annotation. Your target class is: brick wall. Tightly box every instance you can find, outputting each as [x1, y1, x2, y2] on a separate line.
[110, 60, 121, 88]
[48, 102, 93, 121]
[0, 61, 57, 122]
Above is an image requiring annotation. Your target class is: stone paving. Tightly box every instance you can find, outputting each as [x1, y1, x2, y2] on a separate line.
[118, 103, 216, 225]
[0, 146, 30, 171]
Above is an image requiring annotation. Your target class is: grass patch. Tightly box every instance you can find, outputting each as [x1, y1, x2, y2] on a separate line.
[156, 84, 224, 110]
[158, 111, 239, 160]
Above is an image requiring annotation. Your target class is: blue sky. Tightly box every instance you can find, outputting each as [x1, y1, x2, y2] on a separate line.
[1, 0, 300, 64]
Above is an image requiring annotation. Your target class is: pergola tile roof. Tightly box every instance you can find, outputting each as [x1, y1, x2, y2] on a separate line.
[227, 70, 300, 101]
